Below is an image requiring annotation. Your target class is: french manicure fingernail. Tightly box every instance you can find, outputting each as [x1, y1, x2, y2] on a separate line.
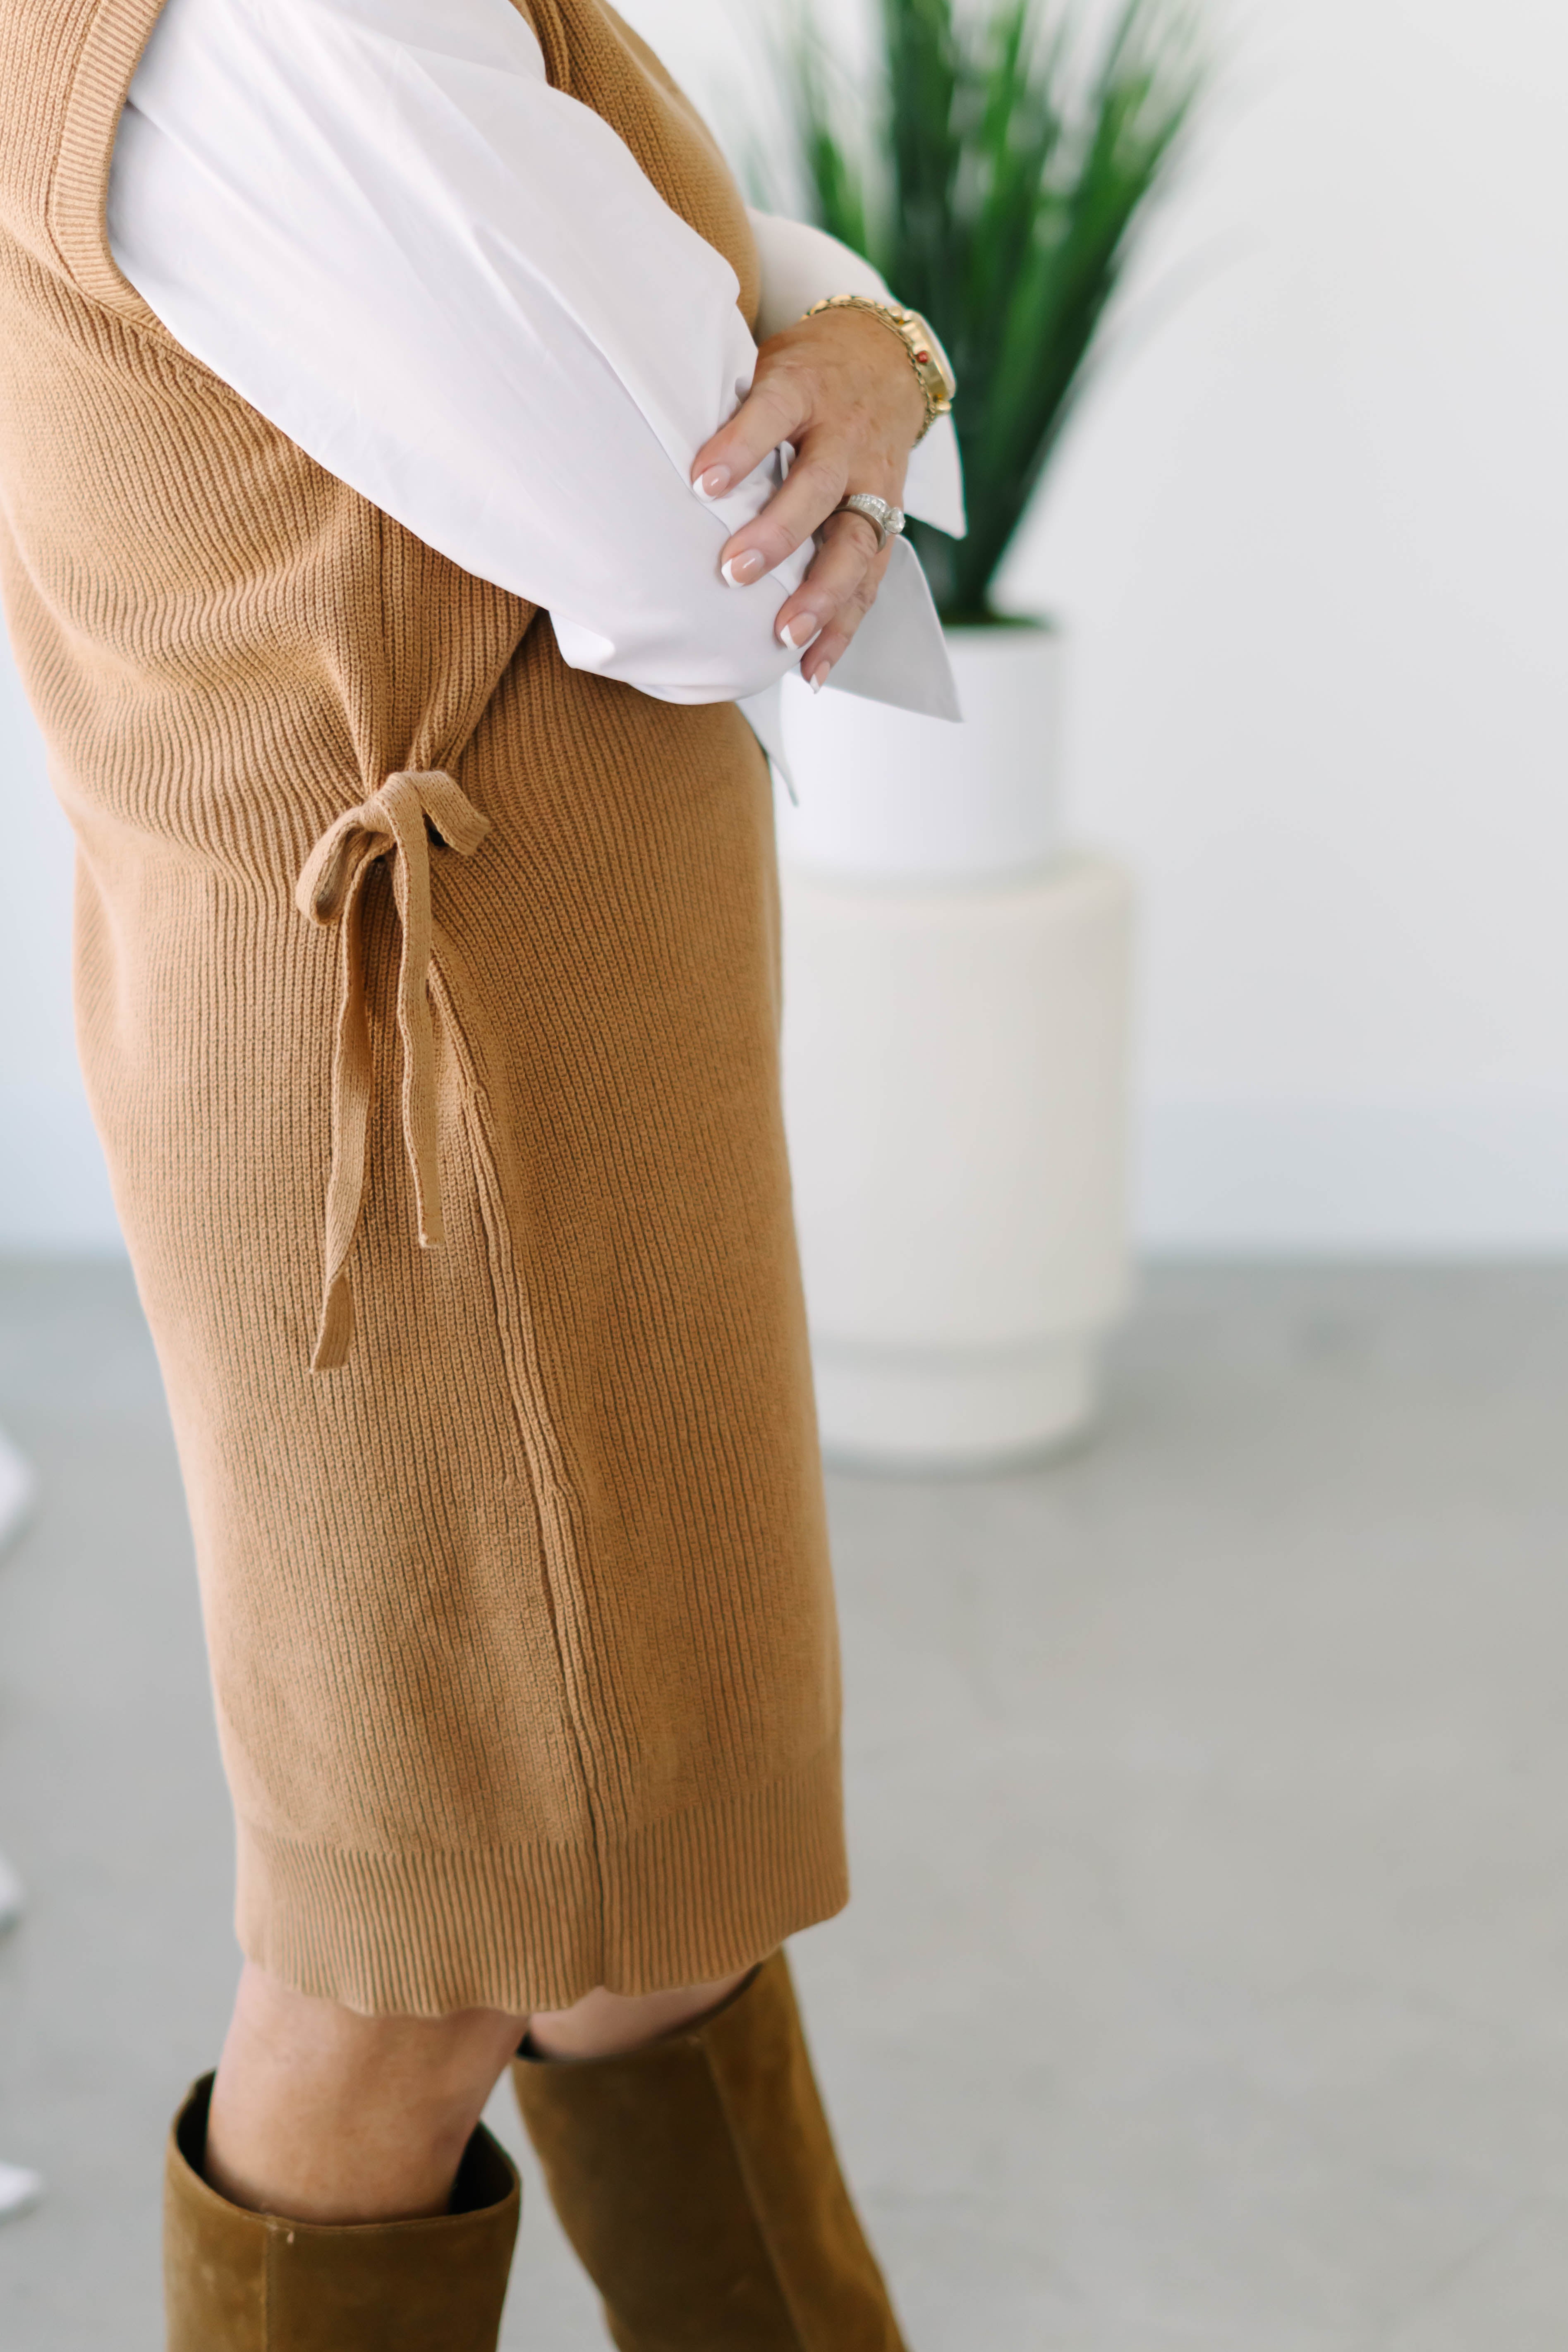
[781, 613, 819, 650]
[697, 467, 731, 499]
[722, 550, 766, 586]
[809, 663, 831, 694]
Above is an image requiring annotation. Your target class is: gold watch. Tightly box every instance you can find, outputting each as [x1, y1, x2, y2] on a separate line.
[803, 294, 956, 440]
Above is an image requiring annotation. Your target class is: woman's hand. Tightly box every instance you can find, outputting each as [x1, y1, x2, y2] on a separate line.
[690, 307, 928, 692]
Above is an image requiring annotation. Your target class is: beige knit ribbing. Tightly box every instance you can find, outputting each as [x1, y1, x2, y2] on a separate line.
[0, 0, 846, 2015]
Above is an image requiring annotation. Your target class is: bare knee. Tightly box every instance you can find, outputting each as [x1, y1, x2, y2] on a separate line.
[200, 1959, 753, 2221]
[527, 1968, 749, 2061]
[206, 1961, 524, 2223]
[218, 1959, 520, 2096]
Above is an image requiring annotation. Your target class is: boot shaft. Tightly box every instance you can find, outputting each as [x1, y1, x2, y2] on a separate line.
[513, 1950, 907, 2352]
[164, 2075, 520, 2352]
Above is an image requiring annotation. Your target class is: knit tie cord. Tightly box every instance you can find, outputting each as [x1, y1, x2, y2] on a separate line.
[295, 771, 491, 1372]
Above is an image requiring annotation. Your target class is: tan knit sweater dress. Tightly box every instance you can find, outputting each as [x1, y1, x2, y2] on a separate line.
[0, 0, 847, 2014]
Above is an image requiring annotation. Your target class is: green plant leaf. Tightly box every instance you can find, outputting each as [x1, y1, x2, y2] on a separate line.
[764, 0, 1207, 620]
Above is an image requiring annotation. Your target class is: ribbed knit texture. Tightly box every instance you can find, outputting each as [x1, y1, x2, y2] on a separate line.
[0, 0, 845, 2014]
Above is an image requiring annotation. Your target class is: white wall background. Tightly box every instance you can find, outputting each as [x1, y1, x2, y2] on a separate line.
[1, 0, 1564, 1253]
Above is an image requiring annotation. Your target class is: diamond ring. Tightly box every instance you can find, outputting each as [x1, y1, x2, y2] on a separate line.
[835, 493, 905, 553]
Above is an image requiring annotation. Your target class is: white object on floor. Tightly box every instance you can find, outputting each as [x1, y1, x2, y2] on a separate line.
[0, 1427, 33, 1553]
[775, 619, 1135, 1465]
[0, 2163, 42, 2223]
[779, 851, 1135, 1466]
[0, 1850, 24, 1936]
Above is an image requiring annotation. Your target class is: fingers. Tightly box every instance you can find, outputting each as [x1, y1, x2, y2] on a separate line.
[771, 504, 880, 648]
[716, 435, 857, 584]
[800, 572, 886, 692]
[784, 520, 892, 692]
[691, 310, 914, 682]
[690, 370, 809, 508]
[700, 307, 922, 528]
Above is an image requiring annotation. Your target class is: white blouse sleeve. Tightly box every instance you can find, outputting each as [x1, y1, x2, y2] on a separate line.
[106, 0, 828, 707]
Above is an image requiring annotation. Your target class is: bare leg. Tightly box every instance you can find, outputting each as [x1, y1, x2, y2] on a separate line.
[205, 1962, 526, 2224]
[527, 1969, 749, 2061]
[204, 1960, 751, 2224]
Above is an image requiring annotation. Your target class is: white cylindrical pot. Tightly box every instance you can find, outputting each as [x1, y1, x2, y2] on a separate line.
[779, 852, 1135, 1469]
[775, 621, 1064, 883]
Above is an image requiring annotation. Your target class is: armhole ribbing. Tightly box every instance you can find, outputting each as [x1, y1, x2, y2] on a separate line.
[48, 0, 178, 328]
[522, 0, 575, 95]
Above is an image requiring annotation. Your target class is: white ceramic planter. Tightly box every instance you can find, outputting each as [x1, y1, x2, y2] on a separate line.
[773, 621, 1135, 1469]
[776, 621, 1065, 883]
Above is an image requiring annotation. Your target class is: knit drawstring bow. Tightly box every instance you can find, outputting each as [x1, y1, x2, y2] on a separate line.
[295, 771, 490, 1372]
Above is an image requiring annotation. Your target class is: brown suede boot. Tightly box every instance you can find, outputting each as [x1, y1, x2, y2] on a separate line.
[163, 2074, 520, 2351]
[511, 1949, 908, 2351]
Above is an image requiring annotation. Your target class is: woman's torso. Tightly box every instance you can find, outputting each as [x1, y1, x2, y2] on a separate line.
[0, 0, 761, 864]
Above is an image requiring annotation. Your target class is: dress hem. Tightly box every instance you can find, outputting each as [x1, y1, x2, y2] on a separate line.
[233, 1738, 849, 2017]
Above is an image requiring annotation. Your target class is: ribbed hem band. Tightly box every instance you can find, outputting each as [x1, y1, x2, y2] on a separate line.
[235, 1741, 849, 2016]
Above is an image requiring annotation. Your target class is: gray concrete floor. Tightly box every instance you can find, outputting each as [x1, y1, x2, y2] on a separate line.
[2, 1260, 1568, 2348]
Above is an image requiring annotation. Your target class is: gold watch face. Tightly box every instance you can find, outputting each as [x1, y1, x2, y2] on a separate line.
[896, 309, 957, 404]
